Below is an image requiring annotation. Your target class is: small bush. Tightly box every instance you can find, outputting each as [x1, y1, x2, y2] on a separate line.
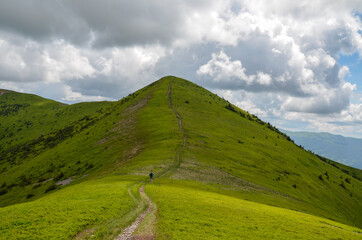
[318, 175, 324, 181]
[0, 189, 8, 196]
[225, 103, 237, 113]
[26, 193, 35, 199]
[32, 184, 41, 189]
[87, 164, 94, 169]
[54, 172, 64, 181]
[19, 174, 31, 186]
[38, 177, 46, 183]
[292, 184, 297, 189]
[45, 184, 57, 193]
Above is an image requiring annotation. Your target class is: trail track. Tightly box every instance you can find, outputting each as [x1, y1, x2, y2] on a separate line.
[115, 80, 187, 240]
[115, 186, 153, 240]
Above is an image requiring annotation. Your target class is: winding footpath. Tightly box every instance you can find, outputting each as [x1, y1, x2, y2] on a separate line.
[115, 186, 153, 240]
[115, 81, 187, 240]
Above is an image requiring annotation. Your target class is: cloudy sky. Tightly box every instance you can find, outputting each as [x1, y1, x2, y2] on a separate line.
[0, 0, 361, 138]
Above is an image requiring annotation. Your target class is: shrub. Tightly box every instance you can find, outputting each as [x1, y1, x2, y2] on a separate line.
[318, 175, 324, 181]
[339, 182, 346, 190]
[19, 174, 31, 186]
[54, 172, 64, 181]
[225, 103, 237, 113]
[26, 193, 35, 199]
[0, 189, 8, 196]
[45, 184, 58, 193]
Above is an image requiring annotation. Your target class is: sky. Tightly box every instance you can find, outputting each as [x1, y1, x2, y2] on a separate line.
[0, 0, 361, 138]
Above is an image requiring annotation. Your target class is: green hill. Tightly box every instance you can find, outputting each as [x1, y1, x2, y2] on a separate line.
[0, 77, 361, 239]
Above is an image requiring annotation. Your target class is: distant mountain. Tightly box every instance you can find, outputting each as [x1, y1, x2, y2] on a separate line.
[283, 130, 362, 169]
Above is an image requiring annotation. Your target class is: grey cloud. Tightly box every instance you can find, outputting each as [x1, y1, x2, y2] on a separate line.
[0, 1, 90, 45]
[0, 0, 211, 48]
[64, 76, 125, 99]
[64, 73, 156, 100]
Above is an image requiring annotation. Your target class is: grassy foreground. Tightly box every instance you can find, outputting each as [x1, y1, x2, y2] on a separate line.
[0, 176, 145, 239]
[146, 179, 362, 240]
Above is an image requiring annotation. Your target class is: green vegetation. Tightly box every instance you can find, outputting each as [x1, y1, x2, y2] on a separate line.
[147, 179, 362, 240]
[0, 76, 361, 239]
[0, 176, 141, 239]
[167, 77, 362, 227]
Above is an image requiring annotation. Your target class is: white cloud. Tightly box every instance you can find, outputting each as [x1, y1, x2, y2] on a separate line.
[0, 36, 95, 83]
[197, 51, 275, 88]
[197, 51, 254, 83]
[61, 85, 112, 103]
[0, 0, 361, 137]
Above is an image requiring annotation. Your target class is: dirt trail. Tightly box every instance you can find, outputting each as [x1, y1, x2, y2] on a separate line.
[168, 81, 188, 161]
[115, 80, 187, 240]
[115, 186, 153, 240]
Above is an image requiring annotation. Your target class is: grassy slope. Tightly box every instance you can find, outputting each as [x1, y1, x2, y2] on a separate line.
[147, 179, 362, 240]
[0, 176, 140, 240]
[0, 87, 147, 206]
[0, 90, 110, 151]
[165, 77, 362, 228]
[0, 77, 362, 239]
[0, 79, 181, 239]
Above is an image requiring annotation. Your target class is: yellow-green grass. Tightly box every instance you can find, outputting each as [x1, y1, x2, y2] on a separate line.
[0, 80, 176, 206]
[0, 176, 145, 239]
[0, 90, 111, 152]
[1, 76, 362, 239]
[147, 179, 362, 240]
[166, 77, 362, 228]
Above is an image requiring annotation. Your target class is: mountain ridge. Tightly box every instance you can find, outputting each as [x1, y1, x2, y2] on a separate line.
[0, 76, 361, 239]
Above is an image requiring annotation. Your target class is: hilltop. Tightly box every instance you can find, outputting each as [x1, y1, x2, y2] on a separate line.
[0, 76, 361, 239]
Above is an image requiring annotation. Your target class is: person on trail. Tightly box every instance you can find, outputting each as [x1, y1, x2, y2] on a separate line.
[149, 170, 154, 182]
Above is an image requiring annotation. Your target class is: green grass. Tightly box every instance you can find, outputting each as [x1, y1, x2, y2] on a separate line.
[0, 76, 361, 239]
[166, 77, 362, 228]
[0, 176, 145, 239]
[147, 179, 362, 240]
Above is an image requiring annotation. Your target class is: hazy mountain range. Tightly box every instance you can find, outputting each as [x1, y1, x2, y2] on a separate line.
[283, 130, 362, 170]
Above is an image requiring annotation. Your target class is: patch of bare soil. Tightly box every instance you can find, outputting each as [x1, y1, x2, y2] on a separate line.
[0, 90, 9, 96]
[56, 176, 76, 186]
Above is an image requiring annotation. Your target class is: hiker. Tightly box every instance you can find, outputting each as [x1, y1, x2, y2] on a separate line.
[149, 170, 154, 182]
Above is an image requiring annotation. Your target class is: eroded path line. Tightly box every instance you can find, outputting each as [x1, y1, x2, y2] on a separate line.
[167, 81, 188, 171]
[115, 81, 186, 240]
[115, 186, 152, 240]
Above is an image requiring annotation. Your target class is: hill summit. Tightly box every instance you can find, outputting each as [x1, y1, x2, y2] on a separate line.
[0, 76, 361, 239]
